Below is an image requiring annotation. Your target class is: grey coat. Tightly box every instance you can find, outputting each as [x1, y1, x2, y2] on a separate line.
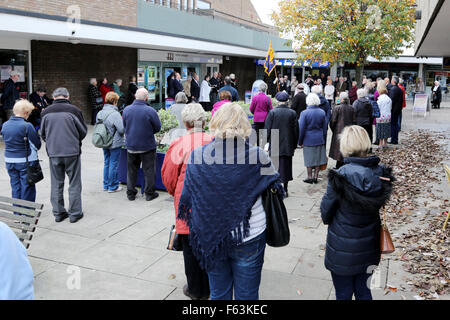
[96, 104, 124, 149]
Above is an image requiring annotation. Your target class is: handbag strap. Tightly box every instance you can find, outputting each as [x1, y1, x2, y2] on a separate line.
[23, 123, 29, 166]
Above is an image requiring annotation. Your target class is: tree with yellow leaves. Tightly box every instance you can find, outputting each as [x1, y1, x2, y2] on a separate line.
[273, 0, 416, 85]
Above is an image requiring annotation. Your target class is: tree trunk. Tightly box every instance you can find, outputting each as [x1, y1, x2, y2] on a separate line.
[355, 64, 365, 87]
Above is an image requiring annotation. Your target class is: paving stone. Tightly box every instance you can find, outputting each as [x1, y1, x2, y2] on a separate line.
[292, 249, 331, 281]
[137, 251, 187, 288]
[263, 246, 304, 274]
[29, 257, 58, 277]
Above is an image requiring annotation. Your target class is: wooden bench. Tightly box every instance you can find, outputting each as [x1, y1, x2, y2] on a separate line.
[0, 196, 43, 249]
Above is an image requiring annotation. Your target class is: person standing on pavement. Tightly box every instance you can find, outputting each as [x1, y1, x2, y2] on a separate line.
[161, 103, 213, 300]
[41, 88, 87, 223]
[290, 76, 299, 98]
[349, 81, 358, 105]
[126, 75, 138, 106]
[96, 92, 124, 193]
[321, 125, 394, 300]
[219, 76, 239, 102]
[329, 92, 355, 169]
[388, 76, 403, 145]
[1, 70, 21, 123]
[249, 82, 272, 146]
[324, 79, 335, 110]
[290, 84, 307, 120]
[311, 85, 331, 124]
[122, 88, 161, 202]
[88, 78, 103, 125]
[376, 80, 392, 150]
[352, 89, 374, 143]
[178, 102, 282, 300]
[265, 92, 299, 196]
[431, 81, 442, 109]
[199, 75, 212, 112]
[28, 87, 52, 130]
[99, 77, 112, 104]
[397, 78, 407, 131]
[1, 100, 41, 202]
[211, 90, 232, 118]
[190, 73, 201, 103]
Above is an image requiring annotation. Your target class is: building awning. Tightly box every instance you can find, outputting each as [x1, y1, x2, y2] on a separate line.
[255, 58, 330, 68]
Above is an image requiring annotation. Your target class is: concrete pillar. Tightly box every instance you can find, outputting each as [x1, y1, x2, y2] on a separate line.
[302, 67, 305, 82]
[418, 63, 424, 80]
[193, 0, 197, 10]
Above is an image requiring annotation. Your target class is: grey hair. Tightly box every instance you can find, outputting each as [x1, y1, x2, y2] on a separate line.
[258, 82, 268, 92]
[135, 88, 149, 100]
[339, 92, 349, 103]
[89, 78, 97, 85]
[175, 92, 188, 104]
[392, 76, 399, 85]
[116, 79, 122, 84]
[357, 88, 366, 99]
[311, 85, 323, 95]
[182, 103, 207, 128]
[306, 93, 320, 106]
[52, 87, 69, 98]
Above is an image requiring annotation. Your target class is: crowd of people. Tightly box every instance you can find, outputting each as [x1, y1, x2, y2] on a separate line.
[0, 68, 438, 301]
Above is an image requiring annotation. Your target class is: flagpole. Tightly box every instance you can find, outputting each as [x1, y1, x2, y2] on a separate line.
[274, 65, 280, 93]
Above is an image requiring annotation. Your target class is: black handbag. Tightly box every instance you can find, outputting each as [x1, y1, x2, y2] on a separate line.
[262, 187, 290, 247]
[167, 225, 183, 251]
[24, 125, 44, 185]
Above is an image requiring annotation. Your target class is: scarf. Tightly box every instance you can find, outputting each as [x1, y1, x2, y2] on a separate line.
[178, 138, 282, 271]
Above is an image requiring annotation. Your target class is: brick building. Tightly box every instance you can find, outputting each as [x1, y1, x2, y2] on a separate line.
[0, 0, 290, 122]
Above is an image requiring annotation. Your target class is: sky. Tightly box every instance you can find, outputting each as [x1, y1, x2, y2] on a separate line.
[250, 0, 279, 26]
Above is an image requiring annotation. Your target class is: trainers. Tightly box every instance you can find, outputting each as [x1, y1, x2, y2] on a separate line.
[70, 214, 84, 224]
[55, 213, 69, 223]
[108, 186, 123, 193]
[146, 192, 159, 201]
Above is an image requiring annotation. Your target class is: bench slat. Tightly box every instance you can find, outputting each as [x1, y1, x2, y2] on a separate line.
[14, 231, 33, 241]
[0, 203, 41, 217]
[0, 219, 36, 232]
[0, 196, 43, 210]
[0, 211, 38, 224]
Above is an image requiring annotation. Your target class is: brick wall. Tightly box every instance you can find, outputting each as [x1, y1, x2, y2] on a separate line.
[2, 0, 137, 27]
[31, 40, 137, 123]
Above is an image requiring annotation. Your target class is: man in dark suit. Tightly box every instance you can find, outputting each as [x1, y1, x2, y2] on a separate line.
[388, 76, 403, 145]
[169, 73, 183, 99]
[28, 88, 53, 129]
[190, 73, 200, 103]
[290, 84, 307, 119]
[1, 70, 20, 123]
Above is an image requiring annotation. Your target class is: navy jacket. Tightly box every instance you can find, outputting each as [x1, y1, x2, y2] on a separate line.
[169, 79, 183, 99]
[219, 85, 239, 102]
[122, 100, 161, 152]
[0, 79, 19, 110]
[1, 117, 41, 159]
[298, 105, 327, 147]
[320, 156, 393, 276]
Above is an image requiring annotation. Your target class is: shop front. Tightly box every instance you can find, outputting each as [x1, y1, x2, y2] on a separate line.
[256, 58, 330, 82]
[138, 49, 222, 109]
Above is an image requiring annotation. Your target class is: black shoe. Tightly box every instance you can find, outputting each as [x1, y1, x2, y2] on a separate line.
[183, 284, 201, 300]
[313, 178, 318, 184]
[127, 195, 136, 201]
[70, 214, 84, 223]
[146, 192, 159, 201]
[303, 178, 314, 184]
[55, 213, 69, 223]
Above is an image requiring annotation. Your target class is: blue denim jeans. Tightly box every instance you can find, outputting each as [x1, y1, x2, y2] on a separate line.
[207, 231, 266, 300]
[103, 148, 121, 191]
[6, 161, 37, 202]
[331, 272, 373, 300]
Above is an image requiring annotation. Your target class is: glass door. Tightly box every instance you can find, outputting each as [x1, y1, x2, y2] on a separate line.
[206, 64, 219, 77]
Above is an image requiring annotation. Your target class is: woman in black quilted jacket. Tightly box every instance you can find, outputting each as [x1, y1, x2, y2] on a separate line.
[320, 125, 394, 300]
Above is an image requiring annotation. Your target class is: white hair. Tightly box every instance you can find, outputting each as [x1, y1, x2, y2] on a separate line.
[339, 91, 349, 103]
[306, 93, 320, 106]
[258, 82, 268, 92]
[89, 78, 97, 85]
[357, 88, 367, 99]
[182, 103, 207, 128]
[311, 85, 323, 95]
[175, 92, 188, 104]
[135, 88, 149, 100]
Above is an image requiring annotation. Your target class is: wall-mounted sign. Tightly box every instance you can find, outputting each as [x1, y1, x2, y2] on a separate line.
[139, 49, 223, 64]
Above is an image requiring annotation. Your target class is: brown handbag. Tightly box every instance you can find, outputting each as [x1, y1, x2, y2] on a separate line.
[380, 209, 395, 254]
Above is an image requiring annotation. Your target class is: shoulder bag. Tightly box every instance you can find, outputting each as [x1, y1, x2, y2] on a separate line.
[24, 125, 44, 185]
[262, 187, 290, 247]
[380, 208, 395, 254]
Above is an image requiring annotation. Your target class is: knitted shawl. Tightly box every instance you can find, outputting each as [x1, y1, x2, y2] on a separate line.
[178, 138, 282, 272]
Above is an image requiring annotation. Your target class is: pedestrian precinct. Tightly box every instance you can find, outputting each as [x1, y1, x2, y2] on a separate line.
[219, 76, 239, 102]
[265, 91, 299, 196]
[321, 125, 394, 300]
[88, 78, 103, 125]
[290, 84, 307, 120]
[161, 103, 213, 301]
[41, 88, 87, 223]
[122, 88, 161, 202]
[199, 75, 212, 112]
[211, 90, 231, 118]
[249, 82, 272, 146]
[352, 89, 374, 143]
[376, 81, 392, 150]
[96, 92, 125, 193]
[388, 76, 403, 145]
[329, 92, 355, 169]
[1, 70, 20, 123]
[178, 102, 282, 300]
[298, 93, 328, 184]
[0, 222, 34, 300]
[1, 100, 42, 202]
